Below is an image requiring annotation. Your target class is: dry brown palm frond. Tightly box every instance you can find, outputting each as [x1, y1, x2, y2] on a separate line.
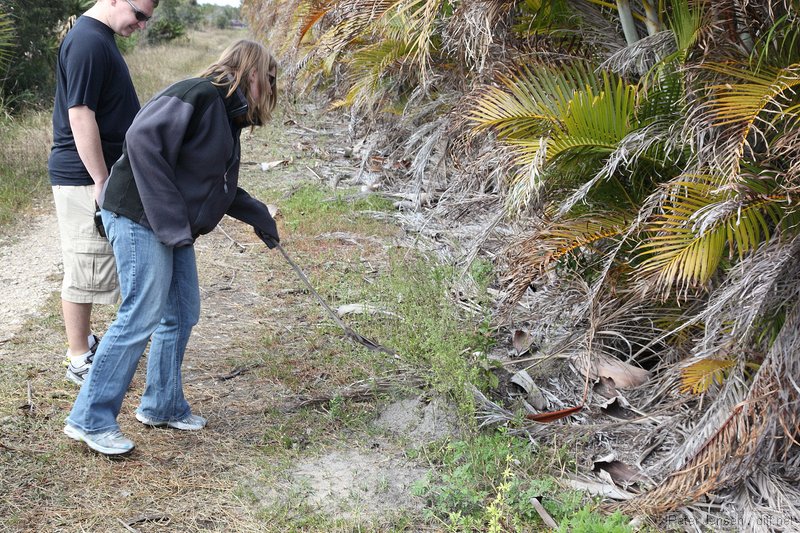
[442, 0, 514, 76]
[617, 295, 800, 517]
[769, 128, 800, 192]
[243, 0, 309, 60]
[600, 30, 677, 77]
[403, 116, 450, 207]
[734, 469, 800, 532]
[288, 0, 404, 80]
[697, 232, 800, 348]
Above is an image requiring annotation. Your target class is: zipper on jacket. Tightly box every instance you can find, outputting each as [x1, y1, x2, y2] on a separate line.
[223, 136, 241, 194]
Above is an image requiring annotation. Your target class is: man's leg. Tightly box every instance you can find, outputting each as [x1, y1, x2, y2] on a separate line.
[63, 300, 92, 356]
[53, 185, 117, 374]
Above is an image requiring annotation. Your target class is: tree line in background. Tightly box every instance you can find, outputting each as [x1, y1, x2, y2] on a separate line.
[0, 0, 240, 113]
[242, 0, 800, 523]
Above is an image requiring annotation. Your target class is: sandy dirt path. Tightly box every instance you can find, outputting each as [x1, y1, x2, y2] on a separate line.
[0, 210, 62, 344]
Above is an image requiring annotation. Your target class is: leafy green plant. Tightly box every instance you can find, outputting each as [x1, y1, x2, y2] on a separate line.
[556, 506, 633, 532]
[413, 432, 628, 530]
[360, 257, 498, 413]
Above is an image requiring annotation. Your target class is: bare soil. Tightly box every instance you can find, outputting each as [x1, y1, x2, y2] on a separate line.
[0, 103, 449, 531]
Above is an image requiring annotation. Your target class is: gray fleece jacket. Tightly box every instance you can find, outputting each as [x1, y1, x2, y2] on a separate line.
[103, 77, 278, 247]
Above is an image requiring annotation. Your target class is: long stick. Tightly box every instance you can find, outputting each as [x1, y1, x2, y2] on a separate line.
[274, 243, 395, 355]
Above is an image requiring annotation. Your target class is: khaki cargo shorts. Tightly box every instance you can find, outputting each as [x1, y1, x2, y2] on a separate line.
[52, 185, 119, 304]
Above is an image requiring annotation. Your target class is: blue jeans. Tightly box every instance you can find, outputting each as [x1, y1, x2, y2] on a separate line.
[66, 211, 200, 433]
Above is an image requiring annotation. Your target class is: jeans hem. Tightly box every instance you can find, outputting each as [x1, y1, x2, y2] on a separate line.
[65, 418, 120, 435]
[135, 407, 192, 424]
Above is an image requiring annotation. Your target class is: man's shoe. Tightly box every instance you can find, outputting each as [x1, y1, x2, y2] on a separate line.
[62, 334, 100, 384]
[65, 352, 94, 386]
[135, 412, 207, 431]
[63, 424, 134, 455]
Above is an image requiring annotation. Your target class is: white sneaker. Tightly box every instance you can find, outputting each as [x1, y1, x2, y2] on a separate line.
[135, 412, 207, 431]
[62, 334, 100, 385]
[63, 424, 134, 455]
[65, 351, 94, 386]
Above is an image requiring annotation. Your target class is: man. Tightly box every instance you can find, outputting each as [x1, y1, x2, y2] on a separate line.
[48, 0, 158, 385]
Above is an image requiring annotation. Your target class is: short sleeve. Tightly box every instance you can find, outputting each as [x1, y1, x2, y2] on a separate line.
[60, 37, 106, 112]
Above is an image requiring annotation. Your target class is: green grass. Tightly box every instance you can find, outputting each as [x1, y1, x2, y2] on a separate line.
[0, 110, 51, 226]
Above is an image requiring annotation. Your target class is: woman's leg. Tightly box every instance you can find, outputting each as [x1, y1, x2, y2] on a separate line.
[66, 212, 174, 433]
[137, 243, 200, 422]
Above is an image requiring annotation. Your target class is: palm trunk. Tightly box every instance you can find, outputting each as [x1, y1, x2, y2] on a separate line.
[617, 0, 640, 45]
[641, 0, 661, 36]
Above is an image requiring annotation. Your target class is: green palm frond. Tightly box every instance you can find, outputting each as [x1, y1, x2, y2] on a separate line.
[333, 29, 416, 110]
[557, 76, 637, 144]
[636, 176, 790, 296]
[470, 65, 641, 211]
[467, 62, 599, 138]
[0, 10, 13, 78]
[752, 15, 800, 69]
[667, 0, 704, 57]
[512, 0, 576, 36]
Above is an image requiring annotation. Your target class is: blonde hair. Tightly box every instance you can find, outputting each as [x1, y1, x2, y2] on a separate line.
[199, 39, 277, 125]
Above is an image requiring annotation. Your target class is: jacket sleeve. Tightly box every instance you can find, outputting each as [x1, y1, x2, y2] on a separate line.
[125, 94, 210, 247]
[226, 187, 280, 246]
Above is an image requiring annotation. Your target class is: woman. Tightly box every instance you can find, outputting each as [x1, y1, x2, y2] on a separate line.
[64, 39, 280, 455]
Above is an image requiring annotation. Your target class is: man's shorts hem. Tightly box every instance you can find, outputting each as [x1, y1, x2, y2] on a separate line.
[61, 288, 120, 305]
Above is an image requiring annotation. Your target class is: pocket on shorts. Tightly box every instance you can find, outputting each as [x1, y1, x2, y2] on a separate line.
[69, 238, 117, 292]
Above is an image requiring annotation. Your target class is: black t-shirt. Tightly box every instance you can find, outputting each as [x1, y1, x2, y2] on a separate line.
[48, 16, 140, 185]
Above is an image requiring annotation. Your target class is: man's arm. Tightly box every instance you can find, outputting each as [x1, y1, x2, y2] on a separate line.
[68, 105, 108, 203]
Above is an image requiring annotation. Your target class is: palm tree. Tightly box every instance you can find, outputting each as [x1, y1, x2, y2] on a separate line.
[473, 0, 800, 522]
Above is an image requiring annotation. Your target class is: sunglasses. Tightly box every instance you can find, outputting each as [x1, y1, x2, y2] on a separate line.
[124, 0, 152, 22]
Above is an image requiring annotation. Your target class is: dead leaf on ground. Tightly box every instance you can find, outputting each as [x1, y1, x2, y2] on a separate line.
[599, 396, 635, 420]
[512, 329, 534, 355]
[562, 476, 636, 500]
[593, 375, 619, 399]
[592, 454, 649, 489]
[576, 352, 650, 389]
[525, 404, 583, 423]
[509, 369, 548, 410]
